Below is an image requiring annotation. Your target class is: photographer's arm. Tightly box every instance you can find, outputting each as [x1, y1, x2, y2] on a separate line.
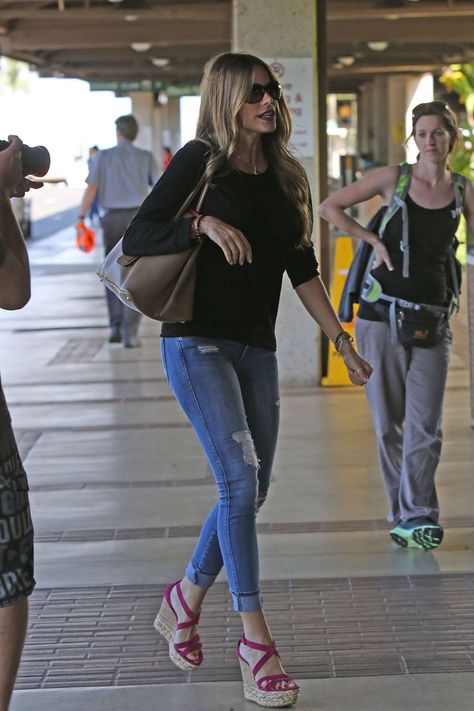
[0, 137, 31, 310]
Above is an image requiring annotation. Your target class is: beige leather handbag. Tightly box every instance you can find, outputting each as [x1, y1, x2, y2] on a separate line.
[97, 178, 209, 323]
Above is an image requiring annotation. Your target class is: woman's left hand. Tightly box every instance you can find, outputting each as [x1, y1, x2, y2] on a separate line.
[339, 341, 373, 386]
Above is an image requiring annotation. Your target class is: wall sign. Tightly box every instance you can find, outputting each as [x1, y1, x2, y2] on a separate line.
[265, 57, 314, 157]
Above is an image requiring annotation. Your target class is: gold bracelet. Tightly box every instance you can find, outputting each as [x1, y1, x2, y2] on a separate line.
[334, 330, 354, 352]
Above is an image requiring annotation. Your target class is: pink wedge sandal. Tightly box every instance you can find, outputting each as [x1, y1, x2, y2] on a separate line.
[237, 634, 299, 708]
[154, 580, 203, 671]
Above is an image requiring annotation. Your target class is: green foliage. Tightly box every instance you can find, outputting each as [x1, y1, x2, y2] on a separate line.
[439, 63, 474, 180]
[0, 58, 31, 94]
[449, 120, 474, 180]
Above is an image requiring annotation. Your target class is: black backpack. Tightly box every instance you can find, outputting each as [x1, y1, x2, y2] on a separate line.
[337, 163, 466, 323]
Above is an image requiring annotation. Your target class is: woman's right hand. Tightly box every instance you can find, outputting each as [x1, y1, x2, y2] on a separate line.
[339, 341, 373, 386]
[371, 237, 394, 271]
[200, 215, 252, 266]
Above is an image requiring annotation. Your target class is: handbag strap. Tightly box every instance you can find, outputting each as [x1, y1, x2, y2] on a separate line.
[174, 173, 211, 220]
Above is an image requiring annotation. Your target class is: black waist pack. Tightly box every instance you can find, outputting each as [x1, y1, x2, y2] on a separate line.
[373, 301, 448, 349]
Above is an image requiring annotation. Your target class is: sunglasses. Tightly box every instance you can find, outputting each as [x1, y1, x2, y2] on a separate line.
[246, 80, 282, 104]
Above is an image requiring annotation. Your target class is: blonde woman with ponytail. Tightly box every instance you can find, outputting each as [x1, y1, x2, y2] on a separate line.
[123, 52, 371, 707]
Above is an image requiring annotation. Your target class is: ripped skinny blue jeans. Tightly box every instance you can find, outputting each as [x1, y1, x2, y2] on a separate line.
[160, 337, 280, 612]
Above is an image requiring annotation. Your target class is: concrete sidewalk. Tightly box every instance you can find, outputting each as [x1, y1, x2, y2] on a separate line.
[1, 224, 474, 711]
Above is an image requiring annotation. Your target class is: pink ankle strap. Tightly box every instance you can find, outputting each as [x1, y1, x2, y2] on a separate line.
[238, 634, 279, 677]
[237, 634, 299, 693]
[175, 580, 199, 621]
[165, 580, 200, 623]
[240, 633, 277, 653]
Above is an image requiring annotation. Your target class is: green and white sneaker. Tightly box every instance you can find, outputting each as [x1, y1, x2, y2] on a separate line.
[390, 518, 444, 550]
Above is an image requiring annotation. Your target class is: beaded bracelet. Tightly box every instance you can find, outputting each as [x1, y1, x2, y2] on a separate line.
[334, 330, 354, 352]
[192, 214, 205, 242]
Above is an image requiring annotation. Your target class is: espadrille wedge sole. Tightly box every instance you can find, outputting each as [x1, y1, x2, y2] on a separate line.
[237, 634, 299, 708]
[154, 580, 203, 671]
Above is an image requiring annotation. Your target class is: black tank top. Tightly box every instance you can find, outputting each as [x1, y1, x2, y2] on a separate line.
[358, 193, 457, 321]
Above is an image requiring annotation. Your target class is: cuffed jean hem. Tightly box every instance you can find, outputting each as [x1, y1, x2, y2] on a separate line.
[185, 563, 263, 612]
[232, 590, 264, 612]
[185, 562, 218, 590]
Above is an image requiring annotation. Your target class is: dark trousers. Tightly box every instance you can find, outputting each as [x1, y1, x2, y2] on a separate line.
[101, 208, 141, 337]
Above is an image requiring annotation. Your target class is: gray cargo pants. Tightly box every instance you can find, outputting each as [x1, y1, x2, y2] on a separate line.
[101, 208, 141, 338]
[355, 317, 451, 524]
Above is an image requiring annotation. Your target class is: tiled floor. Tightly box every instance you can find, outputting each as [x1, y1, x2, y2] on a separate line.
[2, 224, 474, 711]
[16, 576, 474, 690]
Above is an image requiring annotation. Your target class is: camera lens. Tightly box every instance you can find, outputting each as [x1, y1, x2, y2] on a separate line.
[0, 139, 51, 177]
[21, 145, 51, 177]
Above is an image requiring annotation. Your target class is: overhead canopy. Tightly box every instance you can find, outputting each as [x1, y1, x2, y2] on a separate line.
[327, 0, 474, 93]
[0, 0, 231, 88]
[0, 0, 473, 93]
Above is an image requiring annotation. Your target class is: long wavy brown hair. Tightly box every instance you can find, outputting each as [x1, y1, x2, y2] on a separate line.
[193, 52, 312, 247]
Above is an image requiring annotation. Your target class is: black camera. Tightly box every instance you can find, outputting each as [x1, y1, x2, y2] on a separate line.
[0, 139, 51, 178]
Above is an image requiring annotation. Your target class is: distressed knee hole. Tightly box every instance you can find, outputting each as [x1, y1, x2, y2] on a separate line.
[275, 398, 280, 407]
[197, 344, 220, 354]
[232, 429, 259, 468]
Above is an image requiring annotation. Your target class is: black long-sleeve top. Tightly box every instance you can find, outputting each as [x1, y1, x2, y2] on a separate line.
[122, 140, 319, 351]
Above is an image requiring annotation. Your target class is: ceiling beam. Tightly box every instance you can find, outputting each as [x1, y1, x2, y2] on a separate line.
[328, 3, 474, 21]
[40, 44, 227, 62]
[0, 2, 230, 22]
[327, 17, 474, 43]
[329, 64, 440, 78]
[2, 22, 229, 51]
[40, 64, 203, 81]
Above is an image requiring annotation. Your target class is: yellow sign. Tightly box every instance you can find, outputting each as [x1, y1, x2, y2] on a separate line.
[321, 236, 357, 386]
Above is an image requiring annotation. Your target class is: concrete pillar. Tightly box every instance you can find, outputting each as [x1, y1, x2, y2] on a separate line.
[131, 93, 181, 176]
[233, 0, 320, 386]
[158, 98, 181, 154]
[404, 73, 434, 163]
[357, 84, 371, 160]
[129, 92, 156, 153]
[386, 76, 407, 165]
[372, 78, 389, 166]
[152, 97, 181, 176]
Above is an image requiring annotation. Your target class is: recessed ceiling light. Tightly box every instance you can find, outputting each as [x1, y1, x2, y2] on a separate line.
[337, 56, 355, 66]
[131, 42, 152, 52]
[108, 0, 124, 4]
[151, 57, 170, 67]
[367, 41, 389, 52]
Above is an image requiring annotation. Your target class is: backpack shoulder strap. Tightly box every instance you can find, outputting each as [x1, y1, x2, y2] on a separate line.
[379, 162, 412, 277]
[452, 172, 466, 219]
[378, 162, 411, 238]
[447, 172, 466, 306]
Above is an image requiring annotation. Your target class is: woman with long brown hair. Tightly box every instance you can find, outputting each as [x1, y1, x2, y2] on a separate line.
[319, 101, 474, 551]
[123, 52, 371, 707]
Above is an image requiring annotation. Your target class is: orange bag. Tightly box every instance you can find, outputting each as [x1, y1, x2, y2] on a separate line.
[76, 221, 96, 253]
